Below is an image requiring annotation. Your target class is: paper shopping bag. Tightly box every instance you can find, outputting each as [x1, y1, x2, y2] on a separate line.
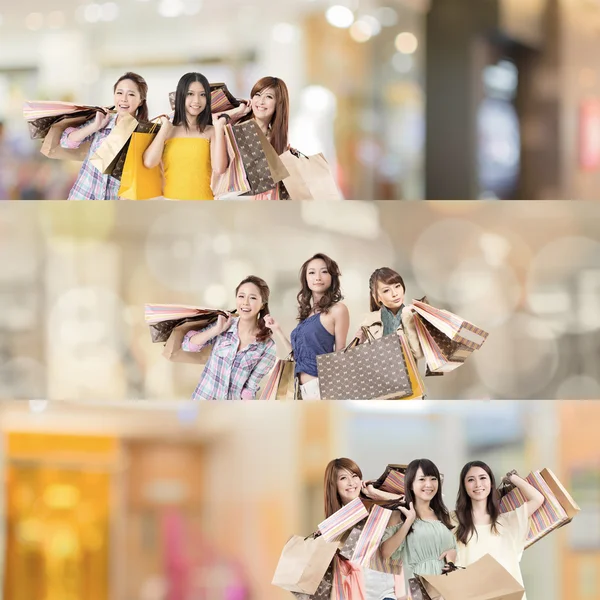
[331, 555, 366, 600]
[398, 330, 426, 400]
[419, 554, 524, 600]
[317, 331, 414, 400]
[291, 562, 335, 600]
[280, 150, 344, 200]
[118, 124, 162, 200]
[40, 113, 97, 161]
[272, 534, 339, 594]
[211, 124, 251, 198]
[169, 82, 242, 113]
[258, 356, 296, 399]
[499, 469, 580, 548]
[369, 464, 408, 495]
[411, 300, 489, 350]
[90, 112, 138, 175]
[161, 317, 219, 365]
[318, 498, 369, 542]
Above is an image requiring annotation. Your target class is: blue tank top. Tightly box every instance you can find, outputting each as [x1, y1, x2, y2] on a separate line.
[291, 313, 335, 377]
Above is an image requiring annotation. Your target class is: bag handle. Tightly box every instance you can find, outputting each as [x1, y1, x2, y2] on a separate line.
[343, 326, 376, 353]
[290, 147, 308, 159]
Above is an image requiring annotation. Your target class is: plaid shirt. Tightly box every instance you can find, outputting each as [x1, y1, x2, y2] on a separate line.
[61, 114, 121, 200]
[182, 318, 276, 400]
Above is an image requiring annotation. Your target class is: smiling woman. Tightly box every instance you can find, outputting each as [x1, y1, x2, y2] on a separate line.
[179, 275, 277, 400]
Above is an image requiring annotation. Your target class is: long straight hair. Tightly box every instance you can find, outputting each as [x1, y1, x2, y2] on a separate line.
[297, 253, 343, 322]
[368, 267, 406, 312]
[113, 72, 149, 122]
[235, 276, 272, 343]
[323, 458, 363, 518]
[402, 458, 453, 532]
[240, 76, 289, 154]
[455, 460, 501, 544]
[173, 72, 212, 133]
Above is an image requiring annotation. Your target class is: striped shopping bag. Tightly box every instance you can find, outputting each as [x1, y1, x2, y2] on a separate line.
[318, 498, 369, 542]
[499, 468, 580, 548]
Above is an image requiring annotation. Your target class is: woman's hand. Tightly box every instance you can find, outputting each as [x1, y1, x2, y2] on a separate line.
[236, 101, 252, 118]
[93, 111, 111, 132]
[361, 482, 404, 504]
[398, 502, 416, 526]
[439, 549, 457, 565]
[158, 115, 173, 136]
[263, 314, 281, 332]
[215, 314, 233, 334]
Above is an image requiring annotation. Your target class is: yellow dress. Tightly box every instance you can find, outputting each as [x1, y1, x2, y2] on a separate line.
[163, 137, 214, 200]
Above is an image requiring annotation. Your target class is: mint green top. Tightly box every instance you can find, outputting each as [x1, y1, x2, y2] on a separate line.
[381, 518, 456, 585]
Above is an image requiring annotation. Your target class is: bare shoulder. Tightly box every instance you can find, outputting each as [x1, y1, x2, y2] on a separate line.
[330, 302, 349, 318]
[388, 511, 402, 525]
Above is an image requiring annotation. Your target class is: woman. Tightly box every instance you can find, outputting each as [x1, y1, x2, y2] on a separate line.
[225, 76, 290, 200]
[452, 461, 544, 600]
[264, 253, 349, 400]
[356, 267, 422, 360]
[324, 458, 403, 600]
[380, 459, 457, 596]
[181, 276, 276, 399]
[143, 72, 228, 200]
[61, 72, 149, 200]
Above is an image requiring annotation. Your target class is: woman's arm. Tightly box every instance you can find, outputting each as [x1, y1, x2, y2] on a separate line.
[210, 117, 229, 175]
[509, 473, 545, 517]
[380, 504, 415, 560]
[240, 345, 278, 399]
[61, 112, 110, 148]
[217, 101, 251, 124]
[183, 315, 231, 351]
[143, 116, 172, 169]
[263, 315, 293, 357]
[332, 303, 350, 351]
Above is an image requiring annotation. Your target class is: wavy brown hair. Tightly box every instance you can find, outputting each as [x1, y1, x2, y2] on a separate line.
[235, 276, 272, 343]
[401, 459, 453, 533]
[113, 72, 149, 122]
[455, 461, 501, 544]
[324, 458, 363, 518]
[297, 253, 343, 322]
[240, 76, 289, 154]
[368, 267, 406, 312]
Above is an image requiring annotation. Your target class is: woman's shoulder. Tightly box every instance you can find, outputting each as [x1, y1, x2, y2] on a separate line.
[330, 301, 349, 317]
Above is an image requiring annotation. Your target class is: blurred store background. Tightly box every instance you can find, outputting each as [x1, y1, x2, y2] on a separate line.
[0, 201, 599, 400]
[1, 0, 600, 199]
[0, 399, 598, 600]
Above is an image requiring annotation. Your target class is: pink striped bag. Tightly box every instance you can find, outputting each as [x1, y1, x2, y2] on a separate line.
[351, 504, 392, 566]
[331, 555, 366, 600]
[318, 498, 369, 542]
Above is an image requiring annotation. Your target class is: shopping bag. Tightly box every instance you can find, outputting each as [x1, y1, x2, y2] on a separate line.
[350, 504, 392, 566]
[161, 317, 220, 365]
[279, 149, 344, 200]
[258, 356, 296, 399]
[411, 300, 489, 350]
[398, 330, 426, 400]
[231, 120, 288, 194]
[29, 108, 104, 141]
[499, 468, 580, 548]
[316, 329, 414, 400]
[23, 100, 105, 121]
[318, 498, 369, 542]
[118, 122, 162, 200]
[40, 113, 97, 161]
[291, 562, 335, 600]
[144, 304, 233, 343]
[271, 533, 340, 594]
[331, 555, 366, 600]
[419, 553, 524, 600]
[211, 124, 251, 198]
[369, 464, 408, 496]
[90, 112, 138, 175]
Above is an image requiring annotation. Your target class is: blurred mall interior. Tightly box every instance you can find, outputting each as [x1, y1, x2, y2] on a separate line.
[1, 201, 599, 401]
[2, 0, 600, 199]
[0, 399, 598, 600]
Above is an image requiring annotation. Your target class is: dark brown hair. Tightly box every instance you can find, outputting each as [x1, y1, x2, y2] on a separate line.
[172, 72, 212, 133]
[297, 253, 343, 322]
[240, 76, 289, 155]
[368, 268, 406, 312]
[324, 458, 363, 518]
[113, 72, 149, 122]
[402, 459, 453, 532]
[235, 276, 272, 343]
[455, 461, 501, 544]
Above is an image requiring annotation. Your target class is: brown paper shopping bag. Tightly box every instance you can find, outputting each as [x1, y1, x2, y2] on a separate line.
[420, 554, 525, 600]
[280, 150, 343, 200]
[271, 534, 339, 594]
[40, 113, 96, 161]
[258, 356, 296, 399]
[161, 317, 220, 365]
[90, 112, 138, 175]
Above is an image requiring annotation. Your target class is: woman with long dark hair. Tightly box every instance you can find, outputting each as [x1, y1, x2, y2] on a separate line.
[181, 276, 276, 399]
[452, 461, 543, 600]
[264, 253, 349, 399]
[355, 267, 423, 360]
[61, 71, 149, 200]
[143, 72, 228, 200]
[380, 459, 456, 593]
